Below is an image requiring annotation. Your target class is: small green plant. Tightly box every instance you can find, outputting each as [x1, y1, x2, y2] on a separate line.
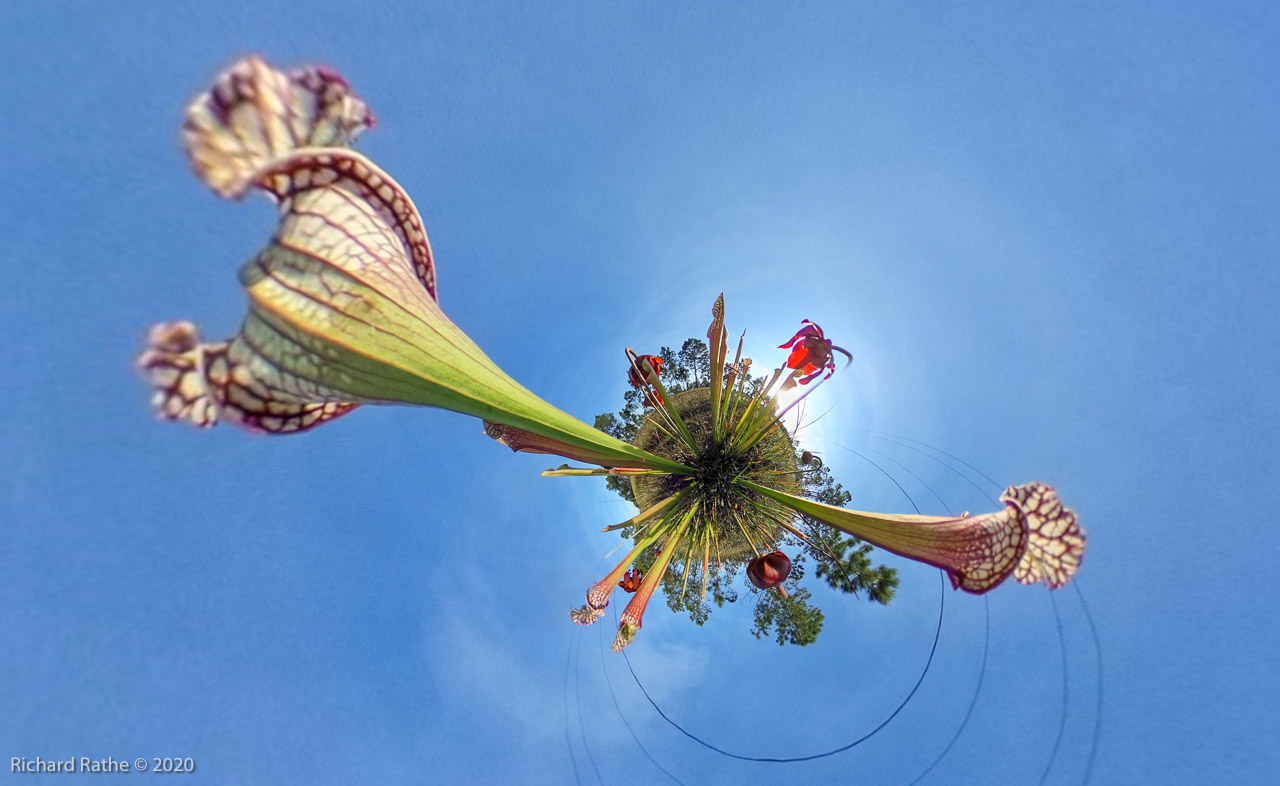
[593, 341, 897, 646]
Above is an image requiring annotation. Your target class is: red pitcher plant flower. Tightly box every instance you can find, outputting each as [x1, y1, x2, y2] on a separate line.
[618, 568, 643, 593]
[779, 320, 851, 385]
[627, 354, 664, 391]
[627, 353, 666, 407]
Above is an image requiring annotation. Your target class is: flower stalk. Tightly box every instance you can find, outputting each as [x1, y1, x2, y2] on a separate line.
[613, 503, 697, 651]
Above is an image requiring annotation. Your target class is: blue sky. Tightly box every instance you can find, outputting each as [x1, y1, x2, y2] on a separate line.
[2, 1, 1277, 783]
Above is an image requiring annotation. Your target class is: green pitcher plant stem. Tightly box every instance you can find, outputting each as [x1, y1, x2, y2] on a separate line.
[740, 480, 1085, 593]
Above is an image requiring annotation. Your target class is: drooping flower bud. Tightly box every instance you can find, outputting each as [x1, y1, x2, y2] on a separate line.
[627, 354, 665, 406]
[746, 551, 793, 590]
[627, 354, 663, 388]
[618, 568, 643, 593]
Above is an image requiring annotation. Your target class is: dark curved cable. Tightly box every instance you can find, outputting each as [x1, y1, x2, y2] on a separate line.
[834, 439, 953, 515]
[908, 594, 990, 785]
[1074, 582, 1104, 785]
[835, 444, 922, 514]
[564, 632, 582, 785]
[596, 625, 686, 785]
[849, 429, 1003, 491]
[574, 631, 603, 784]
[844, 430, 995, 503]
[1040, 590, 1069, 785]
[619, 570, 946, 763]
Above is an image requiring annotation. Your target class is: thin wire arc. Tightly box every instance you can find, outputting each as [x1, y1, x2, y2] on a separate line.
[907, 594, 990, 785]
[595, 623, 686, 785]
[1074, 581, 1104, 785]
[1039, 589, 1069, 785]
[574, 629, 603, 784]
[833, 439, 953, 515]
[618, 571, 947, 763]
[835, 443, 923, 514]
[564, 631, 582, 786]
[848, 429, 1003, 491]
[844, 430, 993, 504]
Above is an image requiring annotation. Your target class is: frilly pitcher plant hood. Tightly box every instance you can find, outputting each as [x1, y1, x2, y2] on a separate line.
[139, 57, 1086, 653]
[138, 56, 686, 474]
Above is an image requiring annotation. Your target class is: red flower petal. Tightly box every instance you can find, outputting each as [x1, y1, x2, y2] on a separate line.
[786, 345, 812, 370]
